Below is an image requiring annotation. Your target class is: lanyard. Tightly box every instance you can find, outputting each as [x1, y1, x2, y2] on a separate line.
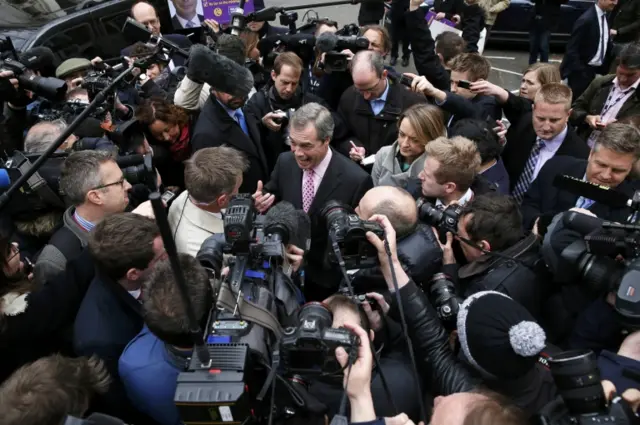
[601, 85, 634, 117]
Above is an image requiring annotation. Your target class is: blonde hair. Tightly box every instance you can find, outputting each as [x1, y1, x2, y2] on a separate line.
[534, 83, 573, 111]
[523, 63, 561, 86]
[398, 104, 447, 146]
[424, 136, 481, 192]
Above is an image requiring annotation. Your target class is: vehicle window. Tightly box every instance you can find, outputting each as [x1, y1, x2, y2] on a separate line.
[99, 10, 129, 36]
[41, 22, 96, 61]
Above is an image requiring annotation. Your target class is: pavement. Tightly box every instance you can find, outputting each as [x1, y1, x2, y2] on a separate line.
[268, 0, 565, 92]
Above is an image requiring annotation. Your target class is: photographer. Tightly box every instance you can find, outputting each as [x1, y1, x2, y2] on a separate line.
[74, 213, 164, 421]
[34, 151, 132, 284]
[245, 52, 332, 171]
[308, 294, 421, 419]
[351, 186, 442, 293]
[119, 254, 211, 425]
[439, 194, 545, 319]
[168, 147, 248, 256]
[23, 120, 78, 154]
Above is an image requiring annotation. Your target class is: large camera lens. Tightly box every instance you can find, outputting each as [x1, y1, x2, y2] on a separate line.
[298, 302, 333, 330]
[416, 198, 443, 227]
[561, 241, 623, 294]
[320, 201, 351, 230]
[548, 350, 606, 415]
[17, 74, 67, 102]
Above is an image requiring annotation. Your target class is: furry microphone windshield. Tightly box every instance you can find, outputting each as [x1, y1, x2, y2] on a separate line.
[186, 44, 254, 98]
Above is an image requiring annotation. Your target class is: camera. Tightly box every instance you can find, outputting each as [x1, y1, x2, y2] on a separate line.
[320, 200, 385, 270]
[281, 302, 359, 375]
[272, 108, 294, 126]
[536, 350, 638, 425]
[427, 273, 461, 330]
[457, 79, 472, 90]
[417, 198, 463, 243]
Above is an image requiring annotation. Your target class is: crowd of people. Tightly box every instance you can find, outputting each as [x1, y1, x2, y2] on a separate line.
[0, 0, 640, 424]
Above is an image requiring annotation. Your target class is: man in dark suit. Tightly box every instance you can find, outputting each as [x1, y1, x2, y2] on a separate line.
[560, 0, 618, 99]
[170, 0, 204, 29]
[74, 213, 166, 422]
[336, 50, 426, 163]
[522, 123, 640, 232]
[407, 53, 502, 130]
[502, 83, 590, 203]
[124, 1, 192, 67]
[191, 86, 269, 194]
[253, 103, 373, 301]
[529, 0, 566, 64]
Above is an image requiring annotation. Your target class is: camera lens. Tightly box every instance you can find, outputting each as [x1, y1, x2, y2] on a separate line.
[320, 201, 351, 230]
[298, 302, 333, 331]
[548, 350, 606, 415]
[416, 198, 443, 227]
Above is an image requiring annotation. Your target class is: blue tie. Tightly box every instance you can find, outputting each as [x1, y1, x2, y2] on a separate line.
[512, 138, 545, 203]
[234, 110, 249, 136]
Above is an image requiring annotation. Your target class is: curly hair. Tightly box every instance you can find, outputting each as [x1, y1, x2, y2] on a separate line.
[135, 97, 190, 129]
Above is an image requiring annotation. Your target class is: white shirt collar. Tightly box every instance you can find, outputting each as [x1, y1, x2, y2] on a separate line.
[613, 76, 640, 92]
[436, 188, 474, 208]
[176, 14, 201, 28]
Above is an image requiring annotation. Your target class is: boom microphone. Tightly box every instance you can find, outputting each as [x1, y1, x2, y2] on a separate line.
[186, 44, 254, 98]
[263, 201, 311, 250]
[553, 174, 631, 209]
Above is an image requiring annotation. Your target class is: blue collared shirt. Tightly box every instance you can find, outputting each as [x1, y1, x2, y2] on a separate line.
[73, 210, 95, 232]
[369, 79, 390, 116]
[217, 99, 248, 135]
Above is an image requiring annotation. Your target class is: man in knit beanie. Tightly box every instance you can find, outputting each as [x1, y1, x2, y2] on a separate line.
[456, 290, 558, 415]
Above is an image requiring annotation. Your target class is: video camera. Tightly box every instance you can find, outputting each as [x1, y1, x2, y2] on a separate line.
[320, 200, 384, 270]
[536, 350, 638, 425]
[0, 37, 67, 102]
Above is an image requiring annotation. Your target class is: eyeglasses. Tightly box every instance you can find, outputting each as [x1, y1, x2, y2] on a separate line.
[92, 176, 126, 191]
[355, 78, 382, 94]
[7, 244, 19, 261]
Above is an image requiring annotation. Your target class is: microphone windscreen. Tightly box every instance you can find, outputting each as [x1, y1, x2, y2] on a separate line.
[264, 201, 299, 246]
[553, 174, 629, 208]
[316, 32, 338, 53]
[187, 44, 254, 98]
[0, 169, 11, 189]
[562, 210, 604, 235]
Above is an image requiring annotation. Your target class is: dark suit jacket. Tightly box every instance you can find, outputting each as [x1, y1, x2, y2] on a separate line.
[440, 92, 503, 129]
[121, 33, 192, 67]
[521, 155, 635, 229]
[171, 14, 205, 30]
[264, 149, 373, 287]
[501, 123, 589, 191]
[335, 83, 426, 157]
[191, 98, 269, 194]
[560, 6, 614, 78]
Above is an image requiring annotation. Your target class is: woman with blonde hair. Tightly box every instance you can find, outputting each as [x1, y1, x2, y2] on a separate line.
[372, 104, 447, 188]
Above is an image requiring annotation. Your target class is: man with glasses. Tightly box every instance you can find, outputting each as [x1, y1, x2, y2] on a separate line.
[336, 50, 425, 165]
[34, 151, 132, 284]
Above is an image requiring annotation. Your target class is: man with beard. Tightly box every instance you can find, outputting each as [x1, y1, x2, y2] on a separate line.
[245, 52, 337, 171]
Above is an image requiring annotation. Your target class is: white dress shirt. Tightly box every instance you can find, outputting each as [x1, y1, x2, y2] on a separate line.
[533, 125, 568, 179]
[168, 190, 224, 257]
[589, 5, 609, 67]
[587, 77, 640, 146]
[175, 14, 202, 29]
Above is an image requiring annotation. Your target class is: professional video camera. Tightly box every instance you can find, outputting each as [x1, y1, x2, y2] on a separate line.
[320, 200, 384, 270]
[316, 32, 370, 72]
[36, 100, 109, 124]
[0, 37, 67, 102]
[536, 350, 638, 425]
[416, 198, 464, 244]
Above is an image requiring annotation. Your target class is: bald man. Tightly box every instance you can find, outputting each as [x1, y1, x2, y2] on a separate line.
[350, 185, 442, 293]
[336, 50, 425, 162]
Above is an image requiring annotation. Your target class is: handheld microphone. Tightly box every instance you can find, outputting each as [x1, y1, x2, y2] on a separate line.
[230, 0, 247, 36]
[263, 201, 311, 250]
[316, 32, 338, 53]
[186, 44, 254, 98]
[553, 174, 631, 209]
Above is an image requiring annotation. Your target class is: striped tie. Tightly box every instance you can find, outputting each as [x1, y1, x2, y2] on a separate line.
[512, 139, 545, 203]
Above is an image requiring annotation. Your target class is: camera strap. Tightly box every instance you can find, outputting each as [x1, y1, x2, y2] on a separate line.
[216, 282, 284, 339]
[11, 151, 65, 209]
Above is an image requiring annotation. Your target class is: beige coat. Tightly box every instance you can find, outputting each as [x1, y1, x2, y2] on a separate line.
[478, 0, 511, 26]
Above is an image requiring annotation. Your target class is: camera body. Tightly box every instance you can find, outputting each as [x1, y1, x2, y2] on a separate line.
[272, 108, 295, 127]
[0, 52, 67, 102]
[417, 198, 463, 243]
[281, 302, 359, 375]
[428, 273, 461, 330]
[320, 200, 384, 270]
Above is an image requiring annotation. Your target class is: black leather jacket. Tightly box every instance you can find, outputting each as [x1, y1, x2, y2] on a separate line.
[391, 280, 477, 395]
[351, 223, 442, 293]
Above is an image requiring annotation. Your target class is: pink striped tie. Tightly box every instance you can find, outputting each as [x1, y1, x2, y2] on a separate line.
[302, 169, 315, 213]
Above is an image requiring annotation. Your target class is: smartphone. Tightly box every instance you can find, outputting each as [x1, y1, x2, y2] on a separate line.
[161, 190, 177, 206]
[457, 79, 472, 90]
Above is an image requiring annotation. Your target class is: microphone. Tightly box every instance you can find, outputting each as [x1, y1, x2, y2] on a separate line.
[316, 32, 338, 53]
[247, 6, 279, 22]
[0, 169, 12, 189]
[562, 210, 605, 236]
[186, 44, 254, 98]
[230, 0, 247, 36]
[553, 174, 630, 209]
[263, 201, 311, 250]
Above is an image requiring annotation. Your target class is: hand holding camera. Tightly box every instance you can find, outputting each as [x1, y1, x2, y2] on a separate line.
[262, 111, 284, 132]
[362, 292, 390, 332]
[365, 214, 411, 291]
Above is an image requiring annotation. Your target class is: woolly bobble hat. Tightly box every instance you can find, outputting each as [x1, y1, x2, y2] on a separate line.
[456, 291, 546, 379]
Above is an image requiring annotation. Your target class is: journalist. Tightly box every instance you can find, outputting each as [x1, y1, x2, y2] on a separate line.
[435, 32, 467, 71]
[245, 52, 333, 171]
[308, 294, 421, 419]
[439, 193, 546, 319]
[372, 104, 447, 189]
[23, 119, 78, 154]
[350, 186, 442, 293]
[168, 147, 247, 256]
[34, 151, 132, 284]
[407, 53, 502, 129]
[119, 254, 212, 425]
[336, 50, 425, 162]
[74, 213, 165, 422]
[522, 123, 640, 232]
[364, 214, 532, 425]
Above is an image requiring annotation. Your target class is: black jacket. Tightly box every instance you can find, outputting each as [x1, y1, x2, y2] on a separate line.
[264, 150, 373, 290]
[0, 250, 94, 383]
[358, 1, 386, 25]
[531, 0, 566, 30]
[461, 3, 485, 53]
[612, 0, 640, 43]
[502, 124, 589, 192]
[560, 6, 614, 78]
[521, 155, 635, 230]
[443, 234, 547, 320]
[336, 82, 426, 157]
[406, 7, 452, 92]
[191, 98, 269, 194]
[438, 92, 502, 130]
[244, 86, 334, 171]
[351, 223, 443, 293]
[393, 280, 477, 395]
[433, 0, 464, 18]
